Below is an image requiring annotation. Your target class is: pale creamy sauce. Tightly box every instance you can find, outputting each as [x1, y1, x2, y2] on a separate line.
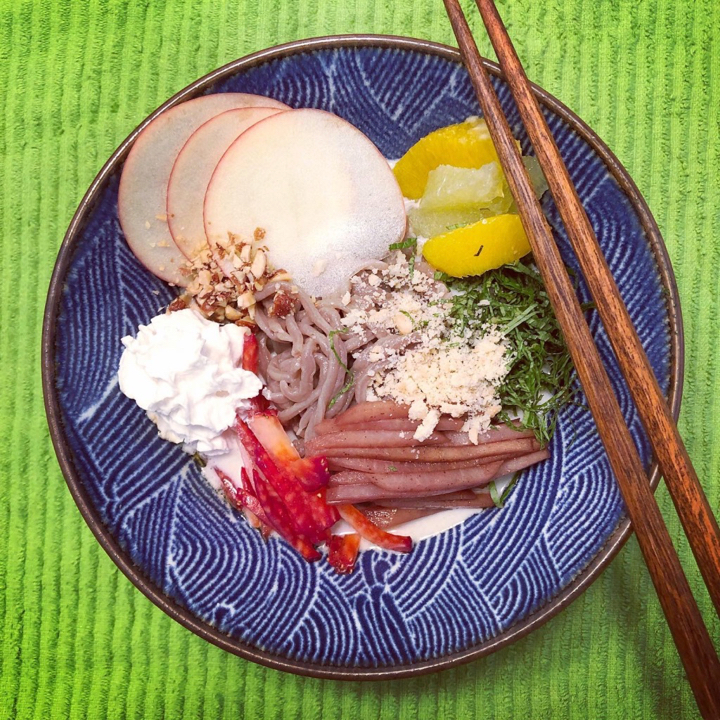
[331, 509, 478, 549]
[202, 434, 248, 490]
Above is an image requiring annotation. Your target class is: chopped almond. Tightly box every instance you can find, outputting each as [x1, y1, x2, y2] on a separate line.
[251, 249, 267, 278]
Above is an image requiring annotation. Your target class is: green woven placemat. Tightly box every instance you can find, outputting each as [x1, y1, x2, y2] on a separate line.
[1, 0, 718, 717]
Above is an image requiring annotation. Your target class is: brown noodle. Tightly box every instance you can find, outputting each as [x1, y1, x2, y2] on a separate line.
[255, 260, 431, 440]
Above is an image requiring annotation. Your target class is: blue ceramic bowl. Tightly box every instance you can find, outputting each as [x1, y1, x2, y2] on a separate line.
[43, 36, 682, 679]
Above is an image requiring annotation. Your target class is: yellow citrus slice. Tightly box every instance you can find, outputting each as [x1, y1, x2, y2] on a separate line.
[393, 118, 499, 199]
[408, 206, 488, 239]
[407, 163, 514, 237]
[422, 214, 531, 277]
[420, 163, 505, 212]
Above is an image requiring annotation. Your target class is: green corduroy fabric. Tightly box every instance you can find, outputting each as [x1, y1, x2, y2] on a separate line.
[1, 0, 719, 717]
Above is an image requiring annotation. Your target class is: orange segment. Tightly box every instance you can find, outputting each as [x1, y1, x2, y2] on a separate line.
[393, 118, 499, 199]
[421, 214, 531, 278]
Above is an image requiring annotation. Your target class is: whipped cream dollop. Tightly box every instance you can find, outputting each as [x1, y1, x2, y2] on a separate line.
[118, 308, 262, 456]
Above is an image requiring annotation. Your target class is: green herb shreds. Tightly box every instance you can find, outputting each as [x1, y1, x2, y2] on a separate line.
[438, 259, 580, 445]
[327, 329, 354, 409]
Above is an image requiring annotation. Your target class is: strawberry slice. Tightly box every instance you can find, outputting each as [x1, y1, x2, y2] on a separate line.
[247, 411, 298, 462]
[305, 486, 340, 543]
[240, 333, 270, 412]
[242, 508, 262, 530]
[248, 469, 320, 561]
[236, 419, 336, 544]
[216, 468, 274, 538]
[290, 456, 330, 492]
[328, 533, 361, 574]
[215, 467, 273, 529]
[241, 333, 259, 373]
[246, 412, 329, 491]
[336, 504, 412, 553]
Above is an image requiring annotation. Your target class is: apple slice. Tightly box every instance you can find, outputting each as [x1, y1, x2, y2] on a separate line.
[203, 109, 407, 297]
[118, 93, 289, 285]
[167, 106, 285, 260]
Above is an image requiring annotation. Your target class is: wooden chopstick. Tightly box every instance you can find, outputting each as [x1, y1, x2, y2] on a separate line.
[474, 0, 720, 624]
[441, 1, 720, 717]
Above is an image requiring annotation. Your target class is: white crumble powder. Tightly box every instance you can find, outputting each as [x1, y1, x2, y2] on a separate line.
[375, 336, 507, 442]
[343, 251, 510, 442]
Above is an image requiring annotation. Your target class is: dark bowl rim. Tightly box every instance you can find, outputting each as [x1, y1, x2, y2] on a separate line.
[42, 33, 684, 681]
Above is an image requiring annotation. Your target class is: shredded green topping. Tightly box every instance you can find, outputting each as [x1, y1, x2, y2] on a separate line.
[389, 237, 418, 251]
[489, 473, 520, 508]
[328, 329, 355, 409]
[436, 258, 584, 446]
[328, 373, 355, 410]
[328, 328, 349, 371]
[192, 453, 207, 468]
[390, 237, 417, 276]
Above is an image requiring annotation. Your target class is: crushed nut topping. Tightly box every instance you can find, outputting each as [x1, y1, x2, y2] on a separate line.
[168, 296, 189, 313]
[179, 232, 287, 326]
